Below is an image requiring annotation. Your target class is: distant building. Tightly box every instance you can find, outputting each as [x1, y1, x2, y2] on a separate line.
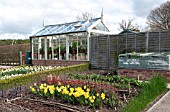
[119, 29, 138, 34]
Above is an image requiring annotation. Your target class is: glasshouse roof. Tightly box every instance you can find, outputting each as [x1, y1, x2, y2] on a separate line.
[32, 18, 101, 37]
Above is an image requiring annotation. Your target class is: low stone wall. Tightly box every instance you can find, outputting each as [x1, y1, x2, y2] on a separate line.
[32, 60, 89, 67]
[118, 68, 170, 82]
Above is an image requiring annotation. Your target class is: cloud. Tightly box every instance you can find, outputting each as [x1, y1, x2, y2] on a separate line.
[0, 33, 29, 39]
[131, 0, 168, 17]
[0, 0, 167, 39]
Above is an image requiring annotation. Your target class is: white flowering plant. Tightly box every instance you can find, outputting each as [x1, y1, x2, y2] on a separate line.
[0, 66, 60, 80]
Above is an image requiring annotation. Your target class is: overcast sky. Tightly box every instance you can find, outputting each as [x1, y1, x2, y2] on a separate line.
[0, 0, 168, 39]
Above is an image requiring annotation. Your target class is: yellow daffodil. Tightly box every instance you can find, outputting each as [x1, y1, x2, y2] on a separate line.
[30, 86, 35, 92]
[81, 91, 85, 96]
[86, 88, 90, 92]
[92, 95, 96, 100]
[96, 93, 99, 97]
[69, 92, 73, 96]
[39, 85, 44, 90]
[58, 81, 61, 85]
[44, 88, 48, 94]
[90, 99, 94, 103]
[101, 93, 105, 100]
[67, 85, 70, 88]
[50, 89, 54, 94]
[43, 83, 47, 87]
[61, 86, 66, 89]
[73, 92, 80, 98]
[84, 92, 89, 99]
[56, 86, 58, 89]
[75, 87, 83, 92]
[56, 87, 61, 92]
[62, 89, 69, 95]
[34, 83, 37, 86]
[49, 85, 55, 90]
[31, 88, 35, 92]
[89, 96, 92, 100]
[84, 85, 87, 89]
[70, 88, 74, 92]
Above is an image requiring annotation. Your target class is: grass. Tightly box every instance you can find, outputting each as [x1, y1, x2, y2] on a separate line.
[123, 75, 167, 112]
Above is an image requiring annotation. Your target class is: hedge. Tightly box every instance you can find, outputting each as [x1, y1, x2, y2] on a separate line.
[0, 63, 89, 90]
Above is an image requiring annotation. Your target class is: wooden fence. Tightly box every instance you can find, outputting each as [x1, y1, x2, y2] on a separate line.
[0, 44, 30, 65]
[90, 31, 170, 70]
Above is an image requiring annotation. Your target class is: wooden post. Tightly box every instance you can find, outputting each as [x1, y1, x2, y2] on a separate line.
[159, 31, 161, 53]
[87, 32, 90, 61]
[19, 51, 22, 65]
[31, 38, 34, 59]
[66, 35, 69, 60]
[44, 37, 47, 60]
[38, 37, 41, 59]
[107, 35, 110, 70]
[146, 32, 149, 53]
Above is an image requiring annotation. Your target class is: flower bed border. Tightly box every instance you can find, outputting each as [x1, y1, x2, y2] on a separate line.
[0, 63, 89, 90]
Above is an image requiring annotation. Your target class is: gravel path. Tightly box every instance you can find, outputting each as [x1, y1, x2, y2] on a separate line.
[147, 84, 170, 112]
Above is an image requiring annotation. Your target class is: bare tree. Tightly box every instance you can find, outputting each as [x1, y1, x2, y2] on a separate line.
[76, 12, 95, 21]
[118, 19, 140, 32]
[147, 1, 170, 31]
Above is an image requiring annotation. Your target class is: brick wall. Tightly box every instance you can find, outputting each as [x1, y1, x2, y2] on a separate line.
[118, 68, 170, 82]
[32, 60, 89, 67]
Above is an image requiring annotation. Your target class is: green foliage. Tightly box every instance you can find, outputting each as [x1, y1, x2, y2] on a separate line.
[0, 63, 89, 90]
[60, 46, 66, 53]
[0, 39, 30, 46]
[79, 45, 87, 53]
[68, 74, 143, 88]
[122, 75, 167, 112]
[53, 47, 59, 53]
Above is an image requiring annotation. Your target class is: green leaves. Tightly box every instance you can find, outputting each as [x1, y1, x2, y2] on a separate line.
[68, 73, 143, 88]
[123, 75, 167, 112]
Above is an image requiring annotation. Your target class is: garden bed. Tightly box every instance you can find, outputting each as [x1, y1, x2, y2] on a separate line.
[0, 70, 167, 112]
[1, 70, 142, 111]
[11, 98, 70, 112]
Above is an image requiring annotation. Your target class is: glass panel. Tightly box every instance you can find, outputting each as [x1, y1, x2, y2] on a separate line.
[47, 37, 52, 59]
[39, 37, 45, 59]
[69, 36, 79, 60]
[78, 36, 87, 60]
[33, 18, 101, 36]
[60, 36, 66, 60]
[94, 22, 109, 31]
[53, 36, 60, 60]
[32, 38, 38, 59]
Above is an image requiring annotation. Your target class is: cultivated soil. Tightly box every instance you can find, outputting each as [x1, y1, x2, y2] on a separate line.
[0, 70, 140, 112]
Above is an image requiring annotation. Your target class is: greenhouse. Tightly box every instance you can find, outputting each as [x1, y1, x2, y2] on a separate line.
[30, 16, 111, 65]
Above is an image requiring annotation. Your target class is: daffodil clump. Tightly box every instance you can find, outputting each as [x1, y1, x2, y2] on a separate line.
[30, 83, 107, 109]
[0, 66, 60, 80]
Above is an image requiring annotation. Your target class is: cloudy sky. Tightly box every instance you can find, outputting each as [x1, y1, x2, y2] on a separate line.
[0, 0, 168, 39]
